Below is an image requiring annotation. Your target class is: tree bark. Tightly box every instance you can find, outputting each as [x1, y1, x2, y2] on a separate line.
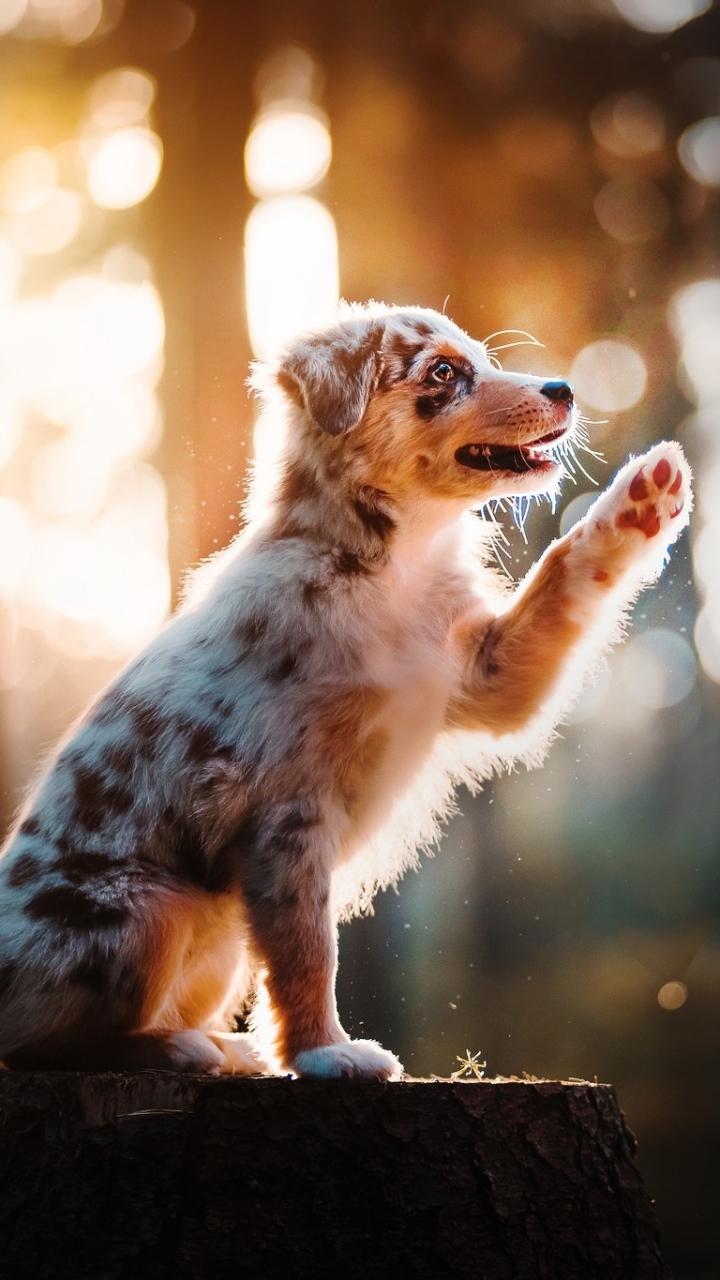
[0, 1073, 668, 1280]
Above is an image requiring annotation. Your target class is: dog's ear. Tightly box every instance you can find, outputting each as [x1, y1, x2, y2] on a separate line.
[277, 319, 385, 436]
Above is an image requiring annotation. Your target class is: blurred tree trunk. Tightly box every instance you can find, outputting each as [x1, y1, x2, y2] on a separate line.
[0, 1073, 668, 1279]
[147, 0, 258, 593]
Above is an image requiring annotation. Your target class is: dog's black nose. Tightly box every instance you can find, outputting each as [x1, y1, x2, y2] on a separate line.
[540, 380, 574, 404]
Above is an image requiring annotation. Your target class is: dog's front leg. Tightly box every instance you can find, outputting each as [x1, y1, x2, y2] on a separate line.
[447, 441, 692, 736]
[241, 817, 402, 1080]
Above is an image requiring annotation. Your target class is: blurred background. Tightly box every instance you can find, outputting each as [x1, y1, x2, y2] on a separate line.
[0, 0, 718, 1272]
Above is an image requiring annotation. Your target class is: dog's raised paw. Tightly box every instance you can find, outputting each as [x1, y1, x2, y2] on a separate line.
[293, 1040, 403, 1080]
[613, 442, 691, 543]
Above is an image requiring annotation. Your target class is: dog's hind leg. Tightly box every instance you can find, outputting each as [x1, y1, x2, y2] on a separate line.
[3, 1028, 226, 1072]
[0, 884, 257, 1075]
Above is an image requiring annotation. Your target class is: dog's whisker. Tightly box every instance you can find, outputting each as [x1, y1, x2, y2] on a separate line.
[572, 457, 601, 486]
[572, 423, 605, 456]
[573, 427, 607, 466]
[575, 414, 608, 427]
[509, 494, 531, 541]
[562, 438, 601, 486]
[579, 444, 606, 463]
[479, 503, 511, 555]
[483, 329, 544, 352]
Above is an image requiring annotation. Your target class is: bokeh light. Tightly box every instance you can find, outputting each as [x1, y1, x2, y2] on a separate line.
[7, 188, 82, 256]
[2, 277, 165, 393]
[0, 179, 168, 662]
[594, 178, 669, 244]
[559, 491, 596, 537]
[694, 610, 720, 682]
[570, 339, 647, 412]
[657, 981, 688, 1010]
[0, 148, 58, 214]
[31, 438, 109, 520]
[0, 0, 27, 36]
[245, 195, 339, 358]
[0, 236, 21, 296]
[89, 68, 156, 130]
[0, 499, 31, 593]
[565, 667, 611, 724]
[245, 107, 332, 198]
[22, 0, 102, 43]
[254, 44, 322, 108]
[590, 92, 666, 157]
[618, 630, 697, 710]
[86, 127, 163, 209]
[244, 46, 338, 366]
[670, 278, 720, 687]
[31, 495, 170, 653]
[670, 278, 720, 403]
[678, 117, 720, 187]
[0, 268, 168, 655]
[611, 0, 711, 34]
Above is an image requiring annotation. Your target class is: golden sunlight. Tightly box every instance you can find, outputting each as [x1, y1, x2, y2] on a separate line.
[245, 106, 332, 198]
[86, 127, 163, 210]
[244, 195, 338, 360]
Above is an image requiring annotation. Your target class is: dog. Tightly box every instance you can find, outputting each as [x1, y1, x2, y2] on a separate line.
[0, 303, 691, 1078]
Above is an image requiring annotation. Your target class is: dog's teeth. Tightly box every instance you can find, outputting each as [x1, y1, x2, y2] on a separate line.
[482, 445, 491, 457]
[468, 445, 480, 456]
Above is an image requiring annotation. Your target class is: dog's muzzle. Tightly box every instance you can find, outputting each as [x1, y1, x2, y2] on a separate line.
[455, 424, 571, 474]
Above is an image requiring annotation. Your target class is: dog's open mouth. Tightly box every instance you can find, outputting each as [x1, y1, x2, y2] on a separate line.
[455, 426, 568, 474]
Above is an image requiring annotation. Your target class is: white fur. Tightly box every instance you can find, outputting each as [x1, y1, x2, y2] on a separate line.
[294, 1041, 402, 1081]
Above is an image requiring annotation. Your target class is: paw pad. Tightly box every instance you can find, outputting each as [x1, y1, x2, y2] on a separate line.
[615, 453, 687, 541]
[629, 472, 649, 501]
[617, 503, 661, 538]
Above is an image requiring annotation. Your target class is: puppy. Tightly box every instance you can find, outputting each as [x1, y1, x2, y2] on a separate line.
[0, 304, 691, 1078]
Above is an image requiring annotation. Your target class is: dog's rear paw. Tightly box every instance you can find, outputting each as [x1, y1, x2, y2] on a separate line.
[207, 1031, 273, 1075]
[610, 442, 691, 544]
[293, 1039, 403, 1080]
[163, 1029, 225, 1070]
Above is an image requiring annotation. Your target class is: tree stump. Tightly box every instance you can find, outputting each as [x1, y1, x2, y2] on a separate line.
[0, 1073, 667, 1279]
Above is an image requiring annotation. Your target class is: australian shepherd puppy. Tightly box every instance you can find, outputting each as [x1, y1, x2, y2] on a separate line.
[0, 304, 691, 1078]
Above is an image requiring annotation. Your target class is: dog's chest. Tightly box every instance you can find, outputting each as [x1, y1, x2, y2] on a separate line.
[342, 570, 460, 839]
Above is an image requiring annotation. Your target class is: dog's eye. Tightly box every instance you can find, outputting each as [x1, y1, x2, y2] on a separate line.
[430, 361, 456, 383]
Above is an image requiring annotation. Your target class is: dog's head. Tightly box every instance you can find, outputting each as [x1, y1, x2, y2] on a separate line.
[271, 304, 576, 505]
